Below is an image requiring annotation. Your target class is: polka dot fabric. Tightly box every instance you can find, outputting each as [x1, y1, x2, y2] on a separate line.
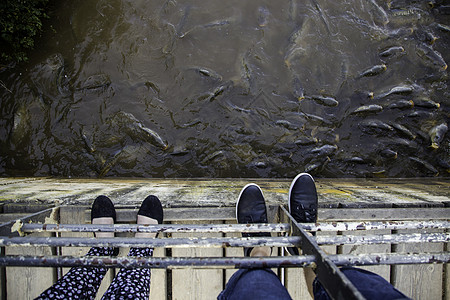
[35, 247, 153, 300]
[102, 247, 153, 300]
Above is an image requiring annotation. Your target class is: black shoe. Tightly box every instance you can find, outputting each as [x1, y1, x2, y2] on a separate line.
[91, 195, 119, 256]
[287, 173, 318, 255]
[91, 195, 116, 222]
[138, 195, 164, 224]
[289, 173, 318, 223]
[236, 184, 270, 256]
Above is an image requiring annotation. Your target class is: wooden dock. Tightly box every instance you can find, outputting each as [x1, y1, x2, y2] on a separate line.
[0, 177, 449, 300]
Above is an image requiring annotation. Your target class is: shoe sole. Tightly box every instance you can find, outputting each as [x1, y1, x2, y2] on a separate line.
[236, 183, 264, 222]
[288, 172, 315, 220]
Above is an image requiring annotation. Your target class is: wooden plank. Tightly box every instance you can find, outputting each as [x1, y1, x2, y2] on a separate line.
[172, 220, 223, 300]
[224, 220, 241, 284]
[392, 229, 444, 299]
[0, 178, 447, 209]
[5, 231, 55, 299]
[341, 230, 391, 281]
[149, 240, 167, 300]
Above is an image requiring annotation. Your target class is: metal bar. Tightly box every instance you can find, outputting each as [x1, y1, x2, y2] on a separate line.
[19, 221, 450, 234]
[302, 220, 450, 232]
[20, 223, 290, 234]
[0, 236, 301, 248]
[0, 255, 316, 269]
[315, 233, 450, 245]
[329, 253, 450, 266]
[0, 207, 59, 237]
[280, 206, 365, 300]
[1, 253, 447, 269]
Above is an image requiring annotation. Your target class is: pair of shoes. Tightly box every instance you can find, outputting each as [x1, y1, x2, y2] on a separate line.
[91, 194, 164, 239]
[91, 195, 164, 224]
[236, 173, 317, 256]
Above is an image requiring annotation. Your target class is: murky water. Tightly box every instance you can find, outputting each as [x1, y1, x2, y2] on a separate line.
[0, 0, 449, 178]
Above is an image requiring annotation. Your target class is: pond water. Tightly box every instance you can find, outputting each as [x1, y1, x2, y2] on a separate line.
[0, 0, 449, 178]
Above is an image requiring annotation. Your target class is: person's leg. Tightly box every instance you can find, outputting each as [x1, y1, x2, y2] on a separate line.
[288, 174, 411, 300]
[218, 184, 291, 300]
[102, 195, 163, 300]
[36, 195, 118, 300]
[313, 267, 411, 300]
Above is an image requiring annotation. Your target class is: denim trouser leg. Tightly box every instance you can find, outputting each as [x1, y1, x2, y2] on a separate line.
[313, 267, 411, 300]
[218, 269, 292, 300]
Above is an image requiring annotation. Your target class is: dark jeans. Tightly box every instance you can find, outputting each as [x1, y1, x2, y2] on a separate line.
[219, 267, 411, 300]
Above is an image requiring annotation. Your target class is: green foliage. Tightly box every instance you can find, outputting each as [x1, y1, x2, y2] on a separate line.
[0, 0, 50, 64]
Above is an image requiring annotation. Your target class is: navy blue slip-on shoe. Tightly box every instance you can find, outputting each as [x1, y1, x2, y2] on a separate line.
[287, 173, 318, 255]
[289, 173, 318, 224]
[91, 195, 116, 223]
[138, 195, 164, 224]
[236, 183, 270, 256]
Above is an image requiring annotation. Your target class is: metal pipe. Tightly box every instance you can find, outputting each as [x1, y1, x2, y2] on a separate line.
[20, 223, 290, 234]
[0, 255, 316, 269]
[0, 253, 447, 269]
[302, 220, 450, 232]
[18, 220, 449, 234]
[0, 236, 301, 248]
[315, 233, 450, 245]
[329, 253, 450, 266]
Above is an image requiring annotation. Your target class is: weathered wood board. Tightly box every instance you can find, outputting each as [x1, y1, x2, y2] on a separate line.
[171, 220, 223, 300]
[0, 177, 448, 299]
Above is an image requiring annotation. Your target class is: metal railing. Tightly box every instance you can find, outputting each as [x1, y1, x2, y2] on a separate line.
[0, 205, 449, 300]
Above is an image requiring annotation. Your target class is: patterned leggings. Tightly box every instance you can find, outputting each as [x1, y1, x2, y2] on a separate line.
[36, 247, 153, 300]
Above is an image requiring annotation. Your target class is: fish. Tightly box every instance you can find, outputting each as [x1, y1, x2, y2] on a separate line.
[276, 120, 298, 130]
[379, 149, 398, 159]
[81, 131, 96, 153]
[311, 95, 339, 107]
[111, 112, 168, 150]
[193, 67, 223, 81]
[201, 150, 225, 164]
[348, 157, 366, 164]
[387, 99, 414, 109]
[409, 157, 439, 175]
[351, 105, 383, 114]
[436, 23, 450, 32]
[359, 120, 394, 134]
[295, 136, 318, 145]
[305, 157, 331, 173]
[374, 85, 414, 99]
[368, 0, 389, 26]
[292, 77, 305, 100]
[137, 124, 168, 150]
[407, 111, 434, 118]
[391, 123, 416, 139]
[79, 74, 111, 90]
[311, 144, 337, 156]
[358, 64, 387, 77]
[10, 104, 31, 147]
[414, 98, 440, 109]
[416, 43, 447, 71]
[380, 46, 405, 57]
[429, 123, 448, 149]
[304, 113, 334, 126]
[257, 6, 270, 27]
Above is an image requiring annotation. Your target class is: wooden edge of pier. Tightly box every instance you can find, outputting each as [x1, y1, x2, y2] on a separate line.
[0, 177, 448, 300]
